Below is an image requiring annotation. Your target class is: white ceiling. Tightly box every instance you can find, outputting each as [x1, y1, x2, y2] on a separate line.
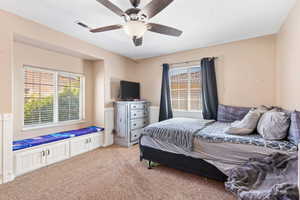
[0, 0, 296, 59]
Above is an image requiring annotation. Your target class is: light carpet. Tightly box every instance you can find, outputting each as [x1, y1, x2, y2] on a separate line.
[0, 145, 235, 200]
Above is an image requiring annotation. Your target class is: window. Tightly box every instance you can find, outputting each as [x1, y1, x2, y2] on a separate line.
[169, 66, 202, 111]
[24, 67, 84, 128]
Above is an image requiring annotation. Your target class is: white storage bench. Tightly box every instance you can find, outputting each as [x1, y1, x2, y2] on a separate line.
[13, 126, 104, 177]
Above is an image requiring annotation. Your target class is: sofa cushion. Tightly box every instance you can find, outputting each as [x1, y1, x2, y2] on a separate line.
[288, 111, 300, 145]
[257, 109, 290, 140]
[217, 104, 251, 123]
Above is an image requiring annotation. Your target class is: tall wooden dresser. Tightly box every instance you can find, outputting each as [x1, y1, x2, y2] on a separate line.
[114, 101, 150, 147]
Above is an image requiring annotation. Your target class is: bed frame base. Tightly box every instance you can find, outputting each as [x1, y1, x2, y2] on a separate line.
[140, 144, 227, 182]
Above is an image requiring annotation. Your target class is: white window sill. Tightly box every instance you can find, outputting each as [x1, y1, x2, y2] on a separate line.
[22, 120, 87, 131]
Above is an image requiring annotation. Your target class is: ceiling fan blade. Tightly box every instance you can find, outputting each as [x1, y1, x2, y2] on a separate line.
[148, 23, 182, 37]
[96, 0, 124, 17]
[142, 0, 173, 19]
[90, 25, 122, 33]
[130, 0, 141, 8]
[133, 36, 143, 46]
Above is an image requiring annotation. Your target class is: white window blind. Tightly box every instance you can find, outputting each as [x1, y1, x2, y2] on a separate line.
[24, 69, 55, 126]
[24, 67, 84, 127]
[169, 66, 202, 111]
[58, 75, 81, 122]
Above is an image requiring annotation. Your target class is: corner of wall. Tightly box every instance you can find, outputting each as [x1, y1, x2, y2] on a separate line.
[274, 0, 300, 110]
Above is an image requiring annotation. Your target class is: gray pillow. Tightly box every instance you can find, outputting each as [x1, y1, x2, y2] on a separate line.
[217, 104, 251, 123]
[225, 107, 269, 135]
[256, 105, 271, 114]
[257, 110, 290, 140]
[288, 111, 300, 145]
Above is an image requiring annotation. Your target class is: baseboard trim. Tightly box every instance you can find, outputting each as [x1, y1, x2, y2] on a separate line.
[103, 140, 114, 147]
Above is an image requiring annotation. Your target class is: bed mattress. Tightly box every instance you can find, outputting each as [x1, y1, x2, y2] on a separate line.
[140, 121, 297, 175]
[195, 122, 297, 152]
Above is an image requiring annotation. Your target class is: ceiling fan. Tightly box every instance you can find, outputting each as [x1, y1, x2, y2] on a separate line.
[77, 0, 183, 47]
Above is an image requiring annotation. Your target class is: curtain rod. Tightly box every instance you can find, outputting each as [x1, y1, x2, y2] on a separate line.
[163, 57, 218, 66]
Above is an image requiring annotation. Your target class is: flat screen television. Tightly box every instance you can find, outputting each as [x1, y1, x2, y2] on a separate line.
[120, 80, 140, 100]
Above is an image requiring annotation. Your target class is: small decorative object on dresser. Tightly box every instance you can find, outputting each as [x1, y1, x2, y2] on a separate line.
[114, 101, 150, 147]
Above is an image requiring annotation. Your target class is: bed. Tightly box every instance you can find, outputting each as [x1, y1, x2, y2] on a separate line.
[139, 118, 297, 182]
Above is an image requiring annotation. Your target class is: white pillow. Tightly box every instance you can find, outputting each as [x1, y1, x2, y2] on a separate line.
[225, 108, 262, 135]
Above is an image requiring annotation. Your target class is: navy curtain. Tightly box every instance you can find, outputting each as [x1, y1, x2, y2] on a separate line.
[201, 58, 219, 120]
[159, 64, 173, 121]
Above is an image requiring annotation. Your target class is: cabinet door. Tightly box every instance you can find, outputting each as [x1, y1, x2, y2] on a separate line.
[46, 141, 70, 165]
[70, 135, 90, 157]
[89, 133, 104, 150]
[14, 147, 46, 176]
[115, 104, 128, 138]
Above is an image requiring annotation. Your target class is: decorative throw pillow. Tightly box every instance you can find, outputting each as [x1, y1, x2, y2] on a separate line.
[257, 109, 290, 140]
[288, 111, 300, 145]
[271, 106, 293, 117]
[256, 105, 271, 114]
[225, 108, 265, 135]
[217, 104, 251, 123]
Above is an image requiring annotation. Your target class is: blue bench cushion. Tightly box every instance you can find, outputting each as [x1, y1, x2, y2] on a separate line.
[13, 141, 31, 151]
[13, 126, 104, 151]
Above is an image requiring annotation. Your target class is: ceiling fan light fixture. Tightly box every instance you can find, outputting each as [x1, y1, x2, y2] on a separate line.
[123, 21, 148, 38]
[89, 0, 182, 47]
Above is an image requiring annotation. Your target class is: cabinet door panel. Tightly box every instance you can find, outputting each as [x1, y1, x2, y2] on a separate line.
[14, 147, 45, 176]
[70, 135, 90, 157]
[90, 133, 104, 150]
[46, 141, 70, 165]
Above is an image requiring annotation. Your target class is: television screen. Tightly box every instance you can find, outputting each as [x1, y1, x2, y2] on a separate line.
[120, 81, 140, 100]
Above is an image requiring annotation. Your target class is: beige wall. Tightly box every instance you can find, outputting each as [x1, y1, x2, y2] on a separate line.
[0, 29, 13, 114]
[93, 61, 105, 126]
[276, 0, 300, 110]
[136, 35, 276, 107]
[104, 57, 139, 107]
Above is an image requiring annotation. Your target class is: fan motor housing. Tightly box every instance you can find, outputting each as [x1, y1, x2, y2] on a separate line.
[130, 0, 141, 8]
[125, 8, 147, 22]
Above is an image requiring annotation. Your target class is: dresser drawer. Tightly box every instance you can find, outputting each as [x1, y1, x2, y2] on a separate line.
[130, 129, 142, 142]
[131, 110, 148, 119]
[130, 103, 146, 110]
[131, 119, 148, 130]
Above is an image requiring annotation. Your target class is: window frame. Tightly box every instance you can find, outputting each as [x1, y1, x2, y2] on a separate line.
[22, 66, 85, 130]
[169, 66, 202, 112]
